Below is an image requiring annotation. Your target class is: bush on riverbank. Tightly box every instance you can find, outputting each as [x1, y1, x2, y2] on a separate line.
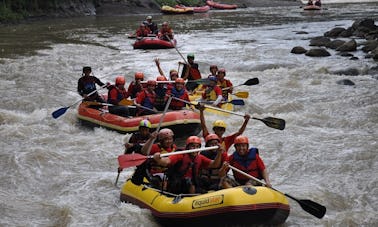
[0, 0, 101, 23]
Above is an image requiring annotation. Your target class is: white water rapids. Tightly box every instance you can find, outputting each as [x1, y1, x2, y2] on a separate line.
[1, 3, 377, 227]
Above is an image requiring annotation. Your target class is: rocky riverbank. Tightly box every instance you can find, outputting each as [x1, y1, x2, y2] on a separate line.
[0, 0, 299, 23]
[291, 18, 378, 70]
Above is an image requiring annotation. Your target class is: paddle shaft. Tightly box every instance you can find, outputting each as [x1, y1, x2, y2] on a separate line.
[170, 96, 284, 130]
[115, 134, 132, 186]
[150, 145, 218, 159]
[165, 34, 187, 64]
[118, 146, 219, 168]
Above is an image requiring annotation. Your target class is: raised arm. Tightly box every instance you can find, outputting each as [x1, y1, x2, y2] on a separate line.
[198, 104, 209, 137]
[154, 58, 168, 80]
[234, 114, 251, 136]
[141, 131, 158, 155]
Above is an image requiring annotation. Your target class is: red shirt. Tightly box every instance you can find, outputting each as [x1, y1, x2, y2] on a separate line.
[169, 154, 212, 178]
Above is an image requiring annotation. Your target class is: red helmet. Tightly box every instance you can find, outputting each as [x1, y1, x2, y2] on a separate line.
[234, 136, 249, 145]
[156, 75, 167, 81]
[115, 76, 125, 85]
[218, 68, 226, 76]
[205, 133, 220, 143]
[147, 80, 157, 86]
[186, 136, 201, 145]
[175, 78, 185, 84]
[135, 72, 144, 80]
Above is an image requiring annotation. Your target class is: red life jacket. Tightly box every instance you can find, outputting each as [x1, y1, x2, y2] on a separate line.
[169, 87, 188, 110]
[107, 85, 128, 105]
[230, 148, 262, 184]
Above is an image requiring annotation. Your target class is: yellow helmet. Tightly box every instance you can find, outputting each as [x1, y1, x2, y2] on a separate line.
[212, 120, 226, 129]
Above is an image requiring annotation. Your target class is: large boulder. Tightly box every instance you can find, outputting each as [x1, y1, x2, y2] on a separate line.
[291, 46, 307, 54]
[361, 40, 378, 52]
[305, 48, 331, 57]
[326, 39, 346, 49]
[336, 79, 355, 86]
[324, 27, 347, 38]
[336, 39, 357, 52]
[309, 36, 331, 47]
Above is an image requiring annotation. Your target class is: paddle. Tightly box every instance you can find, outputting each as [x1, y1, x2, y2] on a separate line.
[170, 96, 285, 130]
[228, 165, 326, 219]
[232, 91, 249, 98]
[119, 98, 134, 106]
[200, 99, 245, 106]
[222, 78, 259, 91]
[52, 85, 107, 119]
[165, 34, 187, 64]
[114, 133, 132, 186]
[141, 78, 209, 85]
[118, 145, 219, 169]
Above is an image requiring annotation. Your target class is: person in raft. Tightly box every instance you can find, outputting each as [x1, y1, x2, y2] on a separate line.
[135, 23, 151, 38]
[134, 80, 157, 116]
[127, 72, 145, 99]
[199, 75, 223, 107]
[158, 21, 174, 41]
[216, 68, 233, 100]
[143, 15, 158, 35]
[154, 75, 169, 111]
[153, 136, 223, 194]
[219, 135, 272, 188]
[180, 53, 202, 92]
[141, 128, 178, 189]
[107, 76, 130, 117]
[166, 78, 191, 110]
[124, 119, 152, 154]
[77, 66, 109, 103]
[197, 133, 228, 191]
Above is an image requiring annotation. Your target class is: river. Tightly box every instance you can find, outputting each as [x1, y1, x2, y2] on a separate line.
[1, 2, 377, 227]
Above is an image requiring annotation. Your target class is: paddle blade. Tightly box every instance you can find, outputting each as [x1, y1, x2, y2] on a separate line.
[119, 99, 134, 106]
[118, 153, 148, 169]
[284, 193, 326, 218]
[255, 117, 285, 130]
[298, 199, 327, 219]
[230, 99, 245, 105]
[244, 78, 259, 86]
[52, 107, 69, 119]
[233, 91, 249, 98]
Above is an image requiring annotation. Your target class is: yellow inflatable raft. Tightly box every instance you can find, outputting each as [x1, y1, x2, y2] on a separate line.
[120, 179, 290, 226]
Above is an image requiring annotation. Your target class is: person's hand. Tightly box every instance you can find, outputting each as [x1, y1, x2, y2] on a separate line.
[151, 130, 158, 139]
[83, 94, 88, 99]
[106, 82, 111, 88]
[195, 103, 205, 111]
[124, 143, 133, 149]
[244, 114, 250, 120]
[153, 152, 161, 161]
[154, 58, 160, 65]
